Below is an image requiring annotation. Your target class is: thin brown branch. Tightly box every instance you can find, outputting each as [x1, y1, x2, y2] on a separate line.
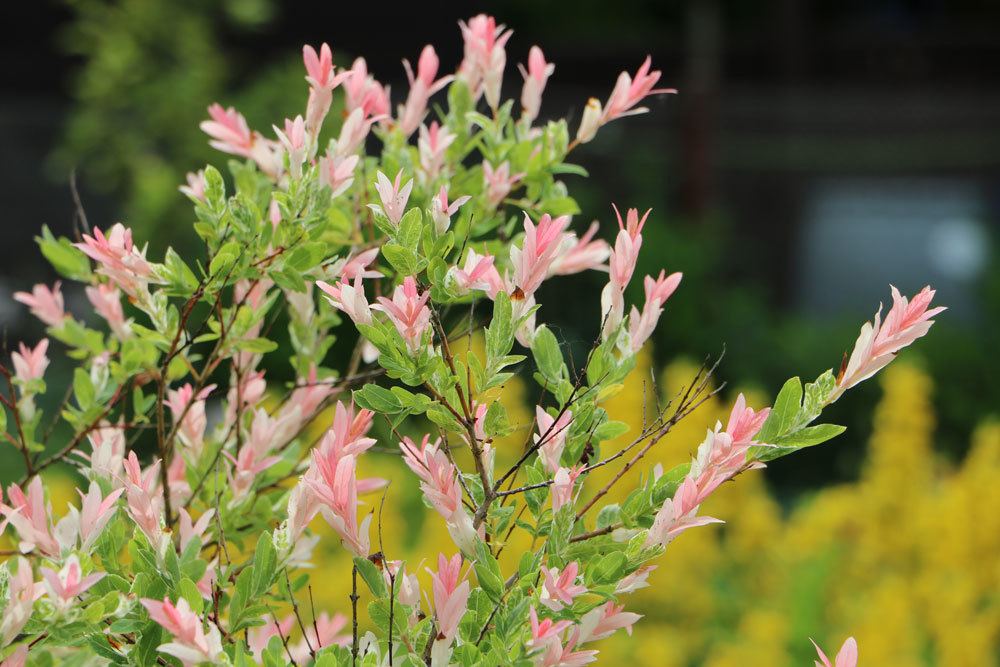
[284, 569, 315, 659]
[0, 360, 34, 476]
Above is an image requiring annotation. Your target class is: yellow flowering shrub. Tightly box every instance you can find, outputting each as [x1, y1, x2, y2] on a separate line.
[7, 349, 993, 665]
[594, 359, 1000, 666]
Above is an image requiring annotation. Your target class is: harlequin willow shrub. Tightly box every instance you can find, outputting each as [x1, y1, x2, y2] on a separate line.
[1, 15, 939, 667]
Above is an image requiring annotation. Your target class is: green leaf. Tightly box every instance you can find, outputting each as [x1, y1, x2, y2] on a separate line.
[397, 207, 423, 251]
[381, 243, 420, 276]
[758, 376, 802, 442]
[389, 386, 433, 413]
[262, 636, 288, 667]
[178, 578, 204, 614]
[799, 369, 837, 428]
[473, 541, 504, 602]
[109, 618, 146, 634]
[754, 423, 848, 463]
[370, 207, 398, 237]
[135, 621, 162, 665]
[251, 532, 277, 598]
[235, 337, 279, 354]
[162, 247, 200, 295]
[232, 605, 271, 634]
[427, 402, 464, 433]
[120, 337, 159, 374]
[523, 463, 548, 517]
[353, 557, 387, 598]
[531, 325, 565, 384]
[209, 240, 241, 277]
[518, 551, 542, 581]
[550, 163, 589, 178]
[163, 540, 182, 584]
[483, 401, 511, 438]
[540, 196, 581, 217]
[270, 267, 307, 293]
[447, 80, 474, 121]
[596, 504, 621, 530]
[547, 505, 576, 560]
[284, 241, 328, 272]
[86, 635, 125, 663]
[776, 423, 846, 449]
[37, 225, 92, 280]
[73, 368, 95, 410]
[229, 567, 253, 626]
[593, 420, 629, 442]
[486, 291, 514, 365]
[232, 642, 252, 667]
[590, 551, 627, 585]
[453, 644, 484, 666]
[652, 463, 690, 504]
[314, 648, 351, 667]
[203, 165, 226, 209]
[354, 384, 404, 414]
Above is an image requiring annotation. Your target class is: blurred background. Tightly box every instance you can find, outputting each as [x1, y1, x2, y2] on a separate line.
[2, 0, 999, 664]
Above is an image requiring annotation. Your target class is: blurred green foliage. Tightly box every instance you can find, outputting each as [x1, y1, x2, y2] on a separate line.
[54, 0, 293, 252]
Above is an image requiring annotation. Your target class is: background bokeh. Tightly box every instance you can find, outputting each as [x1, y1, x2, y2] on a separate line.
[2, 1, 999, 664]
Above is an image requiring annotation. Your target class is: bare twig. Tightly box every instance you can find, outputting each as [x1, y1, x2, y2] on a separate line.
[569, 524, 616, 543]
[351, 564, 360, 666]
[267, 604, 299, 666]
[69, 169, 90, 236]
[0, 360, 34, 476]
[575, 351, 725, 518]
[307, 586, 320, 655]
[284, 569, 315, 658]
[377, 487, 396, 667]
